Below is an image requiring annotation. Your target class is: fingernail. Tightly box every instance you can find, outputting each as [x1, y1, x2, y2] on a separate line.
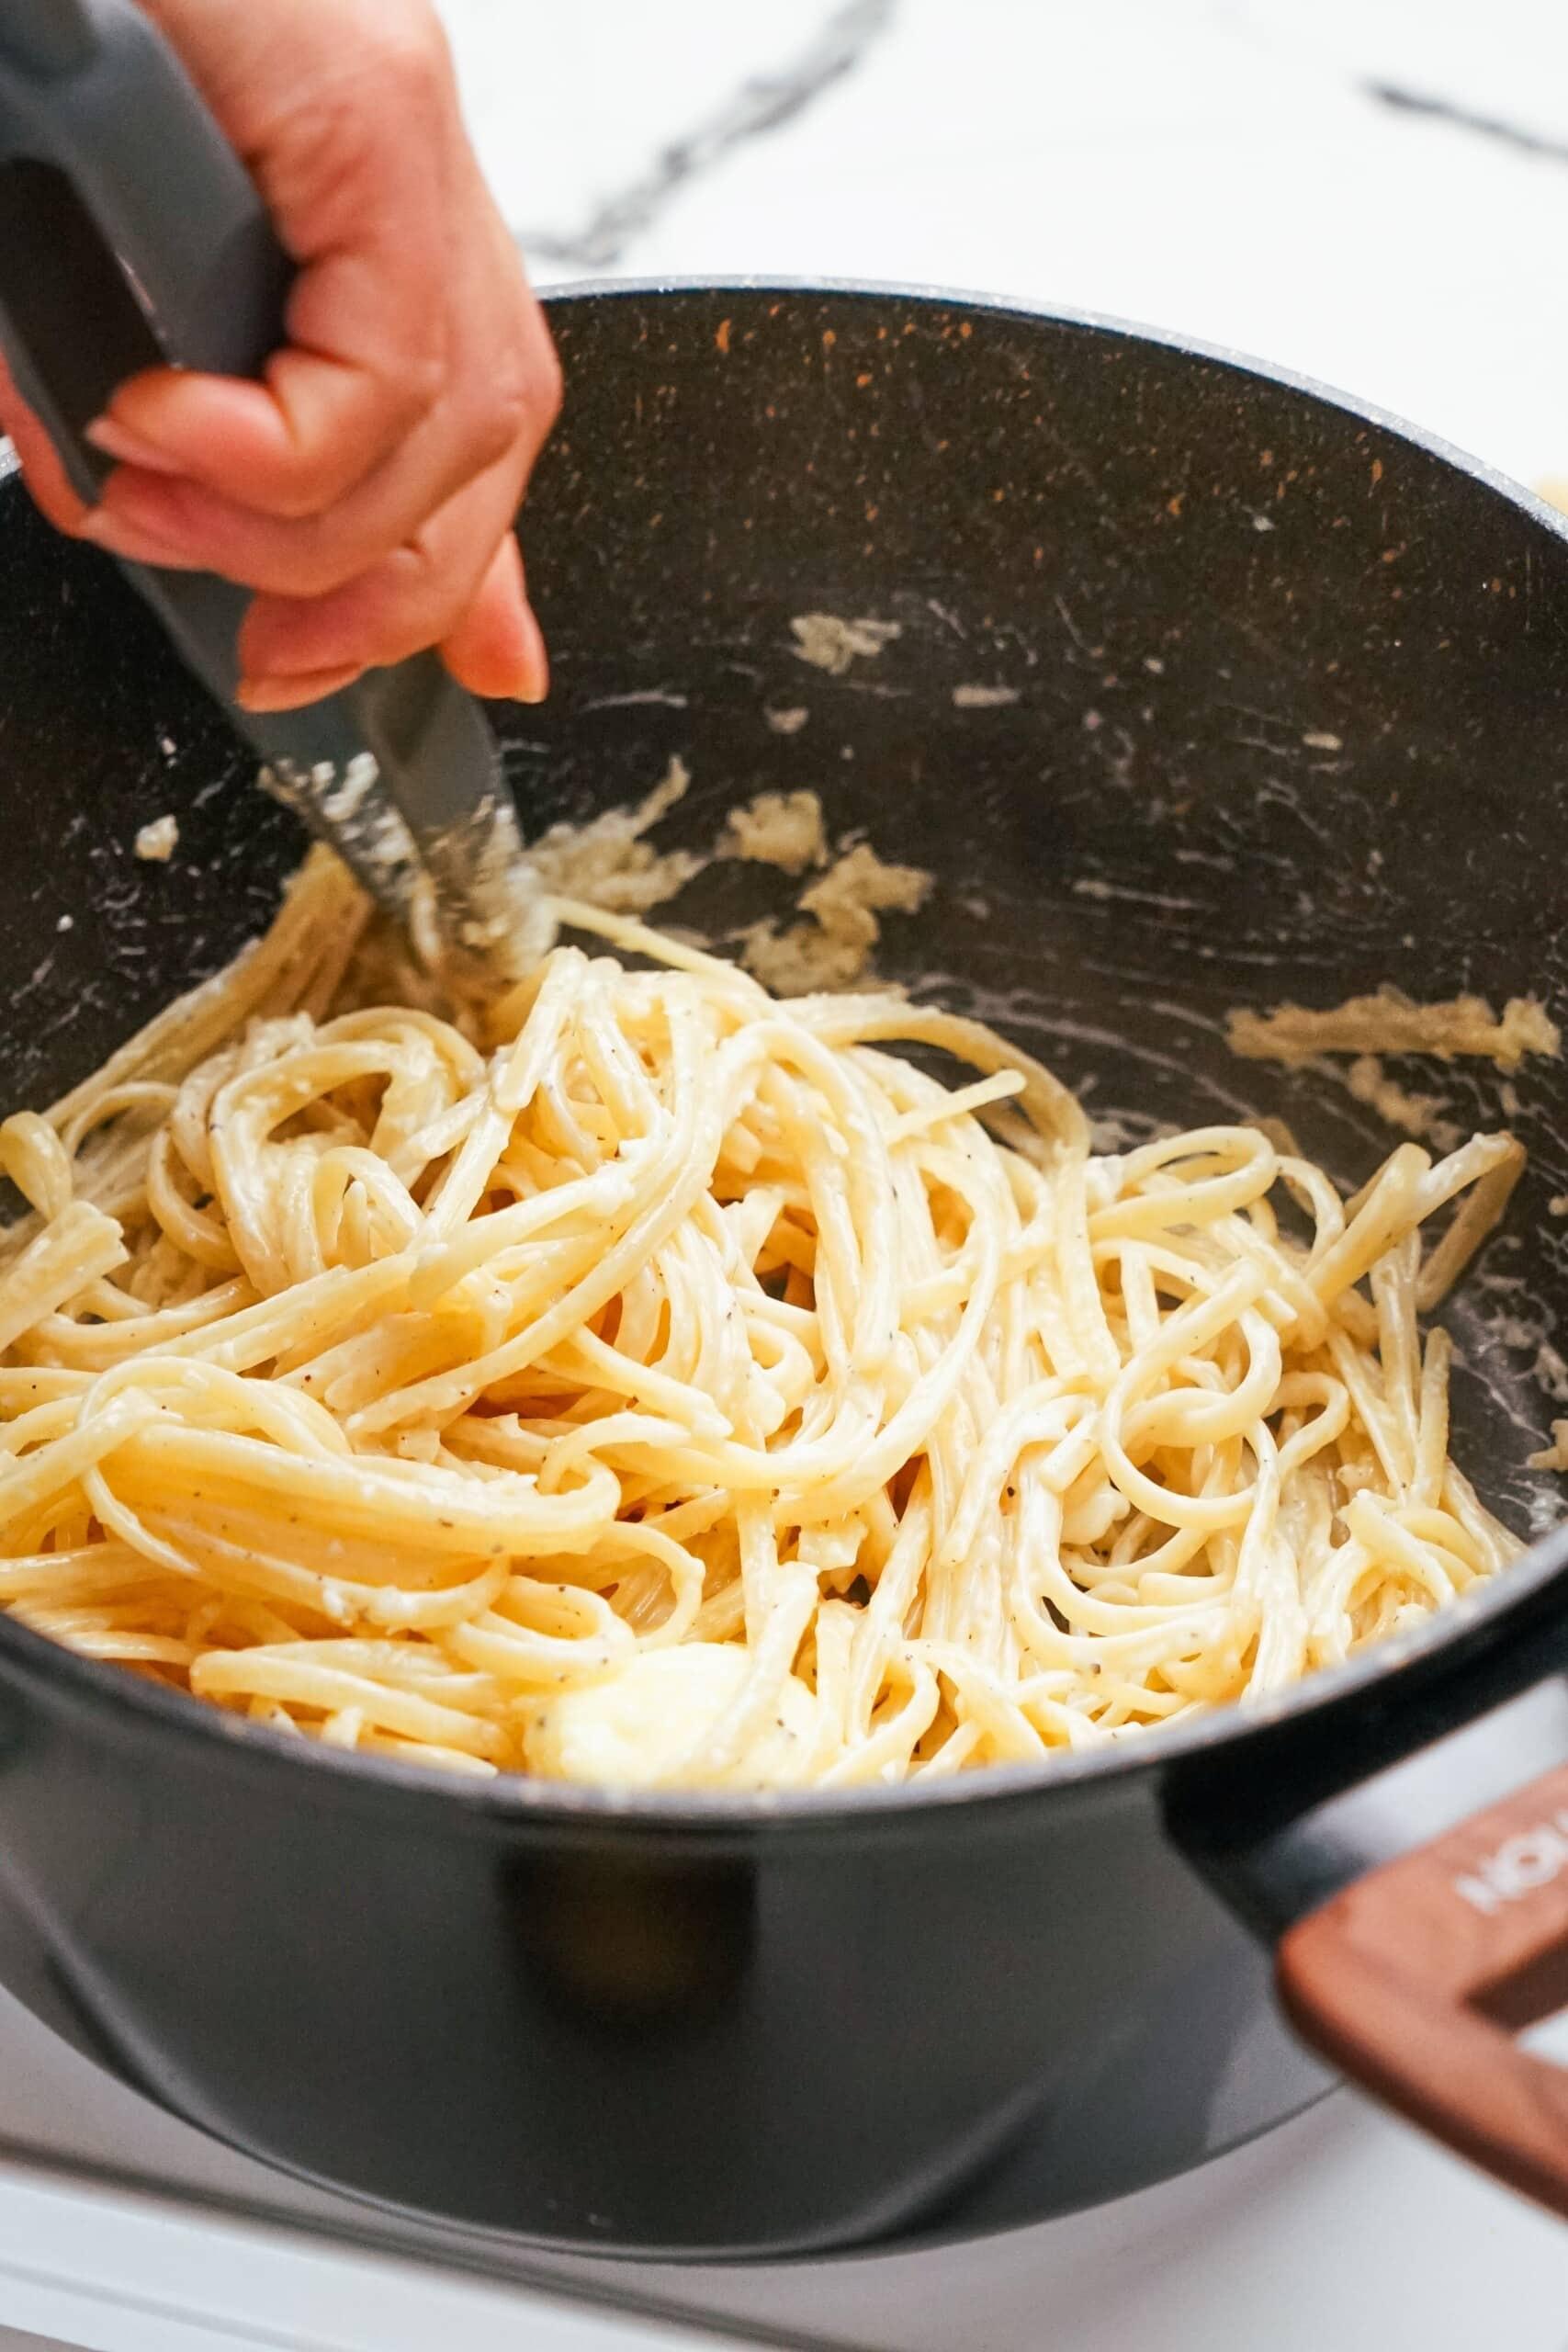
[237, 666, 365, 713]
[515, 597, 549, 704]
[85, 417, 185, 475]
[80, 506, 201, 569]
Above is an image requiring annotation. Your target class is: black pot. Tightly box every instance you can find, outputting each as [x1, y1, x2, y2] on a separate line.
[2, 283, 1568, 2257]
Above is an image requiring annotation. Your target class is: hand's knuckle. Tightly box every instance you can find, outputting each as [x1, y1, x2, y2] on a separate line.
[269, 413, 398, 519]
[388, 543, 468, 642]
[510, 319, 564, 437]
[395, 347, 446, 419]
[470, 396, 525, 473]
[280, 92, 378, 213]
[268, 465, 344, 522]
[471, 331, 560, 469]
[283, 537, 358, 598]
[405, 548, 462, 628]
[536, 332, 564, 428]
[368, 7, 449, 107]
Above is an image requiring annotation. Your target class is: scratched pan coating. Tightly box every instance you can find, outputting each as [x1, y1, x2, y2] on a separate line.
[7, 284, 1562, 1518]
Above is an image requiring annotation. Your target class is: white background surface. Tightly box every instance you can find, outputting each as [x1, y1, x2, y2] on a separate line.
[8, 0, 1568, 2345]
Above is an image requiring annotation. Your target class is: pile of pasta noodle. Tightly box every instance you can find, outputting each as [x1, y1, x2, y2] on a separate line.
[0, 852, 1528, 1787]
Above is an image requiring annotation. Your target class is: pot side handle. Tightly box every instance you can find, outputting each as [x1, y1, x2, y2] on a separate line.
[1277, 1757, 1568, 2219]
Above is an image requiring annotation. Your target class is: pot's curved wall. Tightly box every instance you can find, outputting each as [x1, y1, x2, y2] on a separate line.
[0, 285, 1566, 2247]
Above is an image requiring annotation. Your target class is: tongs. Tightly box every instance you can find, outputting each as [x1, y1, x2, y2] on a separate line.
[0, 0, 535, 975]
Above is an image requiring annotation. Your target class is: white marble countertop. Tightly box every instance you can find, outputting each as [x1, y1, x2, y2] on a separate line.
[10, 5, 1568, 2346]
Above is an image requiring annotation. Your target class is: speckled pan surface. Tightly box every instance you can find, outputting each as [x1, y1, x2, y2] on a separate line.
[1, 284, 1568, 2253]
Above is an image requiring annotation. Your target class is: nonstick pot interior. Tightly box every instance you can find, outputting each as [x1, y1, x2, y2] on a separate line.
[3, 286, 1568, 2248]
[6, 283, 1568, 1538]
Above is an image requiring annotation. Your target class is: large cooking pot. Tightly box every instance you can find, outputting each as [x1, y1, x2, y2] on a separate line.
[2, 282, 1568, 2256]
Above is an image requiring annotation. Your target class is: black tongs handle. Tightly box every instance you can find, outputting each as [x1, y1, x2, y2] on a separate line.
[0, 0, 507, 907]
[0, 0, 295, 719]
[0, 0, 290, 456]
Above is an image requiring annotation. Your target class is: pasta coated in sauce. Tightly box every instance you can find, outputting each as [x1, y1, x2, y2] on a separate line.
[0, 852, 1528, 1787]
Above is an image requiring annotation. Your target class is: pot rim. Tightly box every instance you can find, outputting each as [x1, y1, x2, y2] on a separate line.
[4, 274, 1566, 1836]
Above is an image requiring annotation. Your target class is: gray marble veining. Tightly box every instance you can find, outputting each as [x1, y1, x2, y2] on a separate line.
[1363, 77, 1568, 166]
[518, 0, 895, 269]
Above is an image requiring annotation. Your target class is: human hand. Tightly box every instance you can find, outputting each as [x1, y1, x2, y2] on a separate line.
[0, 0, 560, 710]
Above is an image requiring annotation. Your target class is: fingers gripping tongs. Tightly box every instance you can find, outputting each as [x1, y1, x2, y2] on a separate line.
[0, 0, 536, 974]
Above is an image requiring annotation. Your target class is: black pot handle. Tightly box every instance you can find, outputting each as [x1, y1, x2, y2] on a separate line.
[1168, 1577, 1568, 2219]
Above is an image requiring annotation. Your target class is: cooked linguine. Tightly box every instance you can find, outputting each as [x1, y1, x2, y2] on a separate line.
[0, 851, 1527, 1787]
